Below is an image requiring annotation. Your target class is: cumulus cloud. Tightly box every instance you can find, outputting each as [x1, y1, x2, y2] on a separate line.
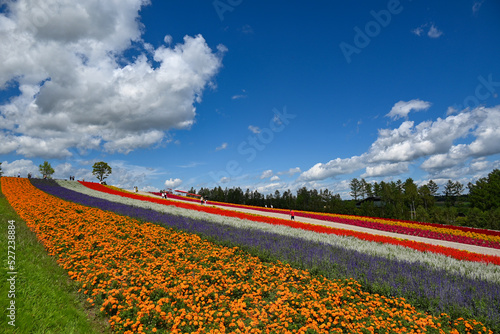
[1, 159, 38, 177]
[421, 106, 500, 170]
[270, 175, 280, 182]
[0, 0, 224, 159]
[386, 99, 431, 120]
[164, 178, 183, 188]
[298, 156, 365, 181]
[300, 105, 500, 181]
[369, 110, 478, 163]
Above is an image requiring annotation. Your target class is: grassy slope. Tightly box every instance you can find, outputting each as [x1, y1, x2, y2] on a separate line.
[0, 179, 110, 333]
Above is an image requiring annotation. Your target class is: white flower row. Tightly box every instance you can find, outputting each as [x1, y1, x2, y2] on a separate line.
[57, 180, 500, 283]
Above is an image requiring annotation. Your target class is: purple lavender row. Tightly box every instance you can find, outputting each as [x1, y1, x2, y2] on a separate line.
[30, 178, 500, 330]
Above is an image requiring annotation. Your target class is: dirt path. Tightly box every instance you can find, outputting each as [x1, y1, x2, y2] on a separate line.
[136, 191, 500, 257]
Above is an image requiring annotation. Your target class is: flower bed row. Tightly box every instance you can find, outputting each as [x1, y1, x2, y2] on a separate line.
[4, 176, 494, 333]
[151, 192, 500, 236]
[155, 193, 500, 246]
[80, 181, 500, 265]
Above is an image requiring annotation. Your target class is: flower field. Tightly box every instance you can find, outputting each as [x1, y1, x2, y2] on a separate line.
[148, 193, 500, 249]
[3, 177, 499, 333]
[79, 181, 500, 265]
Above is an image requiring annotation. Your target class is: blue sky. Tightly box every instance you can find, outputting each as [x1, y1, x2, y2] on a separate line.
[1, 0, 499, 198]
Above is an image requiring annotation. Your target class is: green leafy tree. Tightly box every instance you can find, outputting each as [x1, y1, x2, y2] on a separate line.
[418, 184, 434, 210]
[92, 161, 112, 182]
[415, 205, 430, 222]
[39, 161, 55, 178]
[468, 169, 500, 211]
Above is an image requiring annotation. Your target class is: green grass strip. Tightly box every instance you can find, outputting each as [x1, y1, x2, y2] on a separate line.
[0, 179, 110, 334]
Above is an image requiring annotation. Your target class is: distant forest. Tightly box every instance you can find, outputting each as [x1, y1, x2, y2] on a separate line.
[190, 169, 500, 231]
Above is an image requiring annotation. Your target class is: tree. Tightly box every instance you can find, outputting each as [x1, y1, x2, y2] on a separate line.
[0, 162, 2, 177]
[39, 161, 55, 178]
[349, 178, 362, 201]
[468, 169, 500, 211]
[403, 178, 419, 220]
[418, 184, 434, 210]
[444, 180, 463, 207]
[360, 178, 373, 199]
[92, 161, 112, 182]
[427, 180, 439, 196]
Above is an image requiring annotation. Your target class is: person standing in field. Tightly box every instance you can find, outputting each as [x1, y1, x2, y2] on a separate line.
[290, 209, 295, 220]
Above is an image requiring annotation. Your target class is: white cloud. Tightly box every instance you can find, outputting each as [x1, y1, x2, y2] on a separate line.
[270, 175, 280, 182]
[164, 35, 173, 45]
[1, 159, 38, 177]
[278, 167, 301, 176]
[420, 106, 500, 170]
[446, 106, 458, 115]
[231, 89, 247, 100]
[219, 176, 230, 184]
[362, 162, 409, 178]
[232, 94, 247, 100]
[386, 99, 431, 120]
[300, 105, 500, 182]
[164, 178, 183, 188]
[106, 161, 163, 189]
[260, 169, 273, 179]
[370, 109, 477, 163]
[298, 156, 365, 181]
[412, 23, 443, 39]
[248, 125, 261, 134]
[255, 182, 282, 194]
[0, 0, 225, 159]
[412, 27, 424, 36]
[216, 142, 228, 151]
[427, 24, 443, 38]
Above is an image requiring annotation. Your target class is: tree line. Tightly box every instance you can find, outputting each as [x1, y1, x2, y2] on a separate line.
[192, 169, 500, 231]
